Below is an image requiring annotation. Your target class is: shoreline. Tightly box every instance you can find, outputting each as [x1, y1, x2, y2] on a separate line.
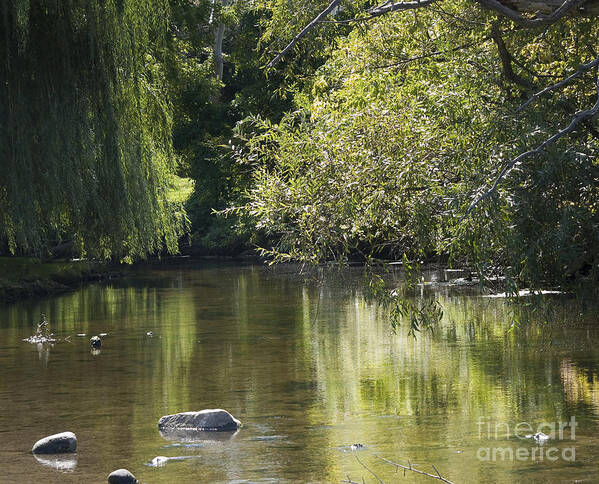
[0, 258, 123, 304]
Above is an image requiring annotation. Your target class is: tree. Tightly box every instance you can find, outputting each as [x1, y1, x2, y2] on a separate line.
[236, 0, 599, 287]
[0, 0, 187, 261]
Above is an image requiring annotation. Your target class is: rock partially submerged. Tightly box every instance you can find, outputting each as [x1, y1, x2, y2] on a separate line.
[108, 468, 138, 484]
[526, 432, 550, 443]
[90, 336, 102, 348]
[158, 409, 241, 431]
[32, 432, 77, 454]
[147, 455, 199, 467]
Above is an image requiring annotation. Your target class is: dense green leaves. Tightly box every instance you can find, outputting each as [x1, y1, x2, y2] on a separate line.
[1, 0, 187, 260]
[237, 2, 599, 286]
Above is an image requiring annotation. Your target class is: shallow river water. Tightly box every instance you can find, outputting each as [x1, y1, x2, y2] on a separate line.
[1, 262, 599, 483]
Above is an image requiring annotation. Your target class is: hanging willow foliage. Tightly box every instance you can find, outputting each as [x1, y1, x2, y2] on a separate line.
[0, 0, 187, 260]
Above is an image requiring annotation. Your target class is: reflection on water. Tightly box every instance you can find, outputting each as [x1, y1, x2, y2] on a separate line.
[33, 453, 78, 472]
[159, 428, 239, 443]
[0, 263, 598, 483]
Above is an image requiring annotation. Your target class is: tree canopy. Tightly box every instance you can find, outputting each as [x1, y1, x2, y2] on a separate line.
[236, 0, 599, 287]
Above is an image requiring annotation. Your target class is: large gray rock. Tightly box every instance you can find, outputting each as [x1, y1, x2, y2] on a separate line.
[32, 432, 77, 454]
[107, 468, 137, 484]
[158, 409, 241, 431]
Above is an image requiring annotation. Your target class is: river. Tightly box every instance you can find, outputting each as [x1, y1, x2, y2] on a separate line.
[1, 262, 598, 483]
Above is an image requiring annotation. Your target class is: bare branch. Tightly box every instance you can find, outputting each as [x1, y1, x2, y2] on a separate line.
[475, 0, 588, 26]
[373, 37, 486, 69]
[517, 56, 599, 112]
[460, 72, 599, 221]
[368, 0, 438, 17]
[266, 0, 593, 67]
[267, 0, 438, 67]
[267, 0, 341, 67]
[375, 454, 455, 483]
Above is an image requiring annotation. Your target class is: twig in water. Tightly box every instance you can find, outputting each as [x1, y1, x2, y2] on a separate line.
[375, 454, 455, 483]
[355, 455, 385, 483]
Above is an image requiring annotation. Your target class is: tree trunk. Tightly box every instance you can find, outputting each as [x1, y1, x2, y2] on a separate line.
[213, 22, 225, 80]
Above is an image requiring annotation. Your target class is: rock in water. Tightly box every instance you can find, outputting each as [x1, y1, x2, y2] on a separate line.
[107, 468, 138, 484]
[32, 432, 77, 454]
[149, 456, 169, 467]
[158, 409, 241, 431]
[533, 432, 550, 443]
[90, 336, 101, 348]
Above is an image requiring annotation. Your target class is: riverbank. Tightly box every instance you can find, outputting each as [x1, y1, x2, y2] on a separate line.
[0, 257, 121, 304]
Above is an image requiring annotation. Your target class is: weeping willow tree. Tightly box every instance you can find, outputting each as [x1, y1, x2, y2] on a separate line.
[0, 0, 187, 261]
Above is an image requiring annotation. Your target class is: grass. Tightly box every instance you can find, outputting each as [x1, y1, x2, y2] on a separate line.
[167, 176, 195, 204]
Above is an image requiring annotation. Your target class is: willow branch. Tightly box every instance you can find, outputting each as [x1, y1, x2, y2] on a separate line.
[491, 23, 531, 88]
[517, 56, 599, 112]
[267, 0, 437, 67]
[267, 0, 341, 67]
[475, 0, 588, 26]
[375, 454, 455, 483]
[267, 0, 592, 67]
[373, 37, 485, 69]
[460, 72, 599, 221]
[367, 0, 438, 17]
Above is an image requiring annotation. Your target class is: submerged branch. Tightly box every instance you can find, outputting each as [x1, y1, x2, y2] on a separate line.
[375, 454, 455, 483]
[355, 455, 385, 483]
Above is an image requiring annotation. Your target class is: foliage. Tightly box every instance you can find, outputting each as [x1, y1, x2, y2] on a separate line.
[237, 2, 599, 289]
[0, 0, 189, 261]
[165, 1, 297, 253]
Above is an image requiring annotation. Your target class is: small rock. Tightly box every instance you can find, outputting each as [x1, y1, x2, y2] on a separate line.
[158, 409, 241, 431]
[150, 456, 169, 467]
[107, 468, 138, 484]
[90, 336, 101, 348]
[32, 431, 77, 454]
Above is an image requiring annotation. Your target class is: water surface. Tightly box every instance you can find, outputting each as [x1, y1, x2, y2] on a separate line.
[1, 263, 598, 483]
